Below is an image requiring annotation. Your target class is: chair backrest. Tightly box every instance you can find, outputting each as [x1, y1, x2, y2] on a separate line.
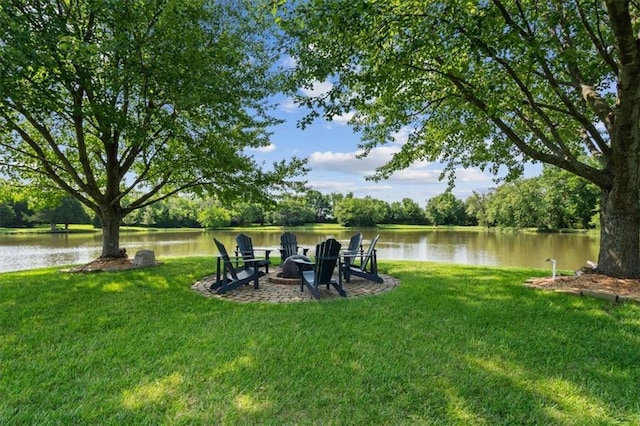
[314, 238, 341, 284]
[280, 232, 299, 259]
[361, 234, 381, 270]
[345, 232, 363, 254]
[235, 233, 254, 261]
[214, 238, 239, 281]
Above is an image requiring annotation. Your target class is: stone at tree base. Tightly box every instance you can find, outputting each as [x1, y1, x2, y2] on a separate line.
[133, 250, 156, 267]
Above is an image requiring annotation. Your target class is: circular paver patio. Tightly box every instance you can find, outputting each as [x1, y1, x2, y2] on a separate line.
[191, 271, 399, 303]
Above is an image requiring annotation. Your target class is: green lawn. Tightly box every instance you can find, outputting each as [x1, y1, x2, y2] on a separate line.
[1, 259, 639, 424]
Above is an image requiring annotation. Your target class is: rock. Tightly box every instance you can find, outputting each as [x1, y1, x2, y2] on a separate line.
[132, 250, 156, 267]
[577, 261, 598, 275]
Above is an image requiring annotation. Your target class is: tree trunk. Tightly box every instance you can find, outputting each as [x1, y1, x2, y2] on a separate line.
[100, 205, 123, 258]
[597, 189, 640, 278]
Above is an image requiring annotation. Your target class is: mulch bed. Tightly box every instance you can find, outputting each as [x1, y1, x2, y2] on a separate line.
[525, 273, 640, 303]
[64, 257, 135, 272]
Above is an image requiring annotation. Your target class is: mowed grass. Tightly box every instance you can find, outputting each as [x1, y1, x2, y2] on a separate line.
[1, 259, 640, 425]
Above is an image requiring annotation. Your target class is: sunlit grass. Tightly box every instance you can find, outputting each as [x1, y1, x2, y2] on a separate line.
[1, 258, 640, 424]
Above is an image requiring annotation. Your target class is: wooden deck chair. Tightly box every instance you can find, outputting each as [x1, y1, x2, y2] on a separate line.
[293, 238, 346, 299]
[343, 234, 383, 283]
[210, 238, 260, 294]
[344, 232, 363, 256]
[235, 233, 271, 275]
[279, 231, 309, 263]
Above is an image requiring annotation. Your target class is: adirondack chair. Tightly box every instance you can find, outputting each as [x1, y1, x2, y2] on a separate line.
[235, 233, 271, 275]
[210, 238, 260, 294]
[341, 232, 363, 274]
[293, 238, 346, 299]
[279, 231, 309, 263]
[344, 232, 363, 256]
[342, 234, 383, 283]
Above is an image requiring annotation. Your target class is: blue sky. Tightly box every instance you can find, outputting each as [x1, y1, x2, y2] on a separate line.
[249, 86, 541, 207]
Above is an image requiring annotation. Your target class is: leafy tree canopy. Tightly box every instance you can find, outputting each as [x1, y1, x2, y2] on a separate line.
[425, 192, 466, 226]
[334, 196, 388, 227]
[278, 1, 640, 277]
[0, 0, 307, 257]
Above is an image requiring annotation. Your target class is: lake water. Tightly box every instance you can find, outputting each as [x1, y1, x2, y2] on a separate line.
[0, 228, 599, 274]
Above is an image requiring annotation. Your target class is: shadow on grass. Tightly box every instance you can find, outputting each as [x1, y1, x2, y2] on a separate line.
[2, 258, 640, 424]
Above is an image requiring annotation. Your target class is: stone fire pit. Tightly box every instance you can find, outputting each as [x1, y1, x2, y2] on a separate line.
[268, 273, 300, 285]
[268, 254, 312, 285]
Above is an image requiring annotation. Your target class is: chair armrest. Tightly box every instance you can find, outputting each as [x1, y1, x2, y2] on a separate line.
[226, 255, 248, 261]
[232, 256, 258, 266]
[341, 253, 359, 258]
[253, 248, 272, 252]
[292, 258, 315, 274]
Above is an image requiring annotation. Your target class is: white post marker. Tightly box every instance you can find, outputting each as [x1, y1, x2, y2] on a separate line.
[546, 258, 557, 280]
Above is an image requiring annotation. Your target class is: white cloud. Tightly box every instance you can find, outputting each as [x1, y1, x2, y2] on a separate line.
[331, 111, 355, 125]
[360, 184, 393, 192]
[282, 55, 297, 69]
[455, 168, 493, 182]
[249, 143, 276, 153]
[385, 168, 442, 184]
[308, 146, 400, 175]
[279, 97, 298, 113]
[300, 80, 333, 97]
[308, 180, 358, 193]
[385, 166, 492, 186]
[308, 145, 493, 191]
[390, 126, 413, 145]
[307, 179, 392, 196]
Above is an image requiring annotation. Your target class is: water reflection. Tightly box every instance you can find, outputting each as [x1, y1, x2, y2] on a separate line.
[0, 228, 599, 273]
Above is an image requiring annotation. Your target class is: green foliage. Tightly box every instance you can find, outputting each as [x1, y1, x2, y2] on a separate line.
[278, 1, 616, 188]
[400, 197, 426, 225]
[0, 202, 16, 227]
[197, 205, 231, 229]
[483, 168, 599, 230]
[0, 182, 33, 227]
[465, 191, 489, 227]
[538, 165, 599, 229]
[306, 189, 333, 222]
[486, 180, 543, 228]
[277, 1, 640, 276]
[229, 202, 265, 226]
[32, 196, 91, 229]
[334, 196, 388, 227]
[0, 0, 306, 256]
[425, 193, 466, 226]
[124, 196, 201, 228]
[388, 198, 426, 225]
[266, 196, 315, 226]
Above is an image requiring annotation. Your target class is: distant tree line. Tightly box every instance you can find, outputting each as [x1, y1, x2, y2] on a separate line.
[0, 190, 91, 230]
[1, 166, 598, 231]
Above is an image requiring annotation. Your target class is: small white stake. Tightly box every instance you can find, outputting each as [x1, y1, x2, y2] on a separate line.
[546, 258, 557, 280]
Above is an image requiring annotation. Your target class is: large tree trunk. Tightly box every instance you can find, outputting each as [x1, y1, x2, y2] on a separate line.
[597, 189, 640, 278]
[100, 205, 124, 258]
[598, 1, 640, 278]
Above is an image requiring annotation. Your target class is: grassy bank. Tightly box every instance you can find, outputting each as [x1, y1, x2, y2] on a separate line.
[0, 225, 208, 235]
[1, 223, 600, 235]
[1, 259, 639, 424]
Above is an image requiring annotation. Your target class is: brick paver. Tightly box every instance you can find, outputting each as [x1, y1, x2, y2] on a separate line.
[191, 271, 399, 303]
